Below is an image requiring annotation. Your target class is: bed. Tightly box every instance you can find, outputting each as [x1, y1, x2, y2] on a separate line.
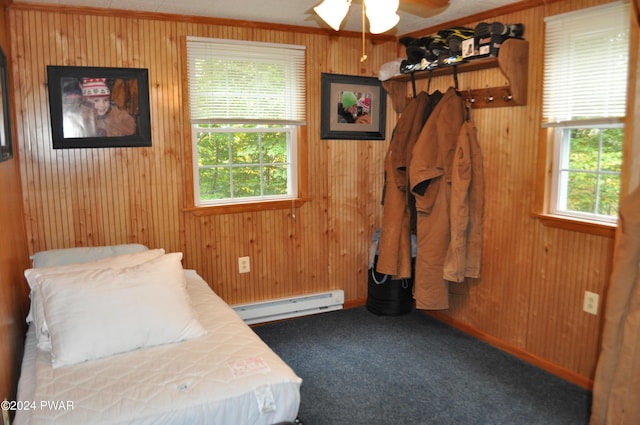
[13, 244, 302, 425]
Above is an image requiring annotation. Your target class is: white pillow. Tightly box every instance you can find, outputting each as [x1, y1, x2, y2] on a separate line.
[37, 252, 206, 368]
[25, 249, 166, 351]
[26, 243, 149, 327]
[31, 244, 149, 268]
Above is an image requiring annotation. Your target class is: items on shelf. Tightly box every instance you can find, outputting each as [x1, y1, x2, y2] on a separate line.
[381, 37, 529, 111]
[398, 22, 525, 75]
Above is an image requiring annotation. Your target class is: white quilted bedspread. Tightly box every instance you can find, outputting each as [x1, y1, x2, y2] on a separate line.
[14, 270, 301, 425]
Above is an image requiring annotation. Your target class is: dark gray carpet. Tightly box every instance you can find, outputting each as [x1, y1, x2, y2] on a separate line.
[253, 307, 592, 425]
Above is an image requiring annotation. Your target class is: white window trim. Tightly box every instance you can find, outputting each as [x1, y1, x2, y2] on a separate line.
[192, 126, 298, 207]
[549, 122, 622, 225]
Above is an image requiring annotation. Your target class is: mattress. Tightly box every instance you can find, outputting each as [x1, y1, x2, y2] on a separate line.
[14, 269, 302, 425]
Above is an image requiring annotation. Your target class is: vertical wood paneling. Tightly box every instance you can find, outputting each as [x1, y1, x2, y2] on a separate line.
[0, 3, 31, 406]
[405, 2, 618, 386]
[7, 0, 625, 388]
[631, 26, 640, 191]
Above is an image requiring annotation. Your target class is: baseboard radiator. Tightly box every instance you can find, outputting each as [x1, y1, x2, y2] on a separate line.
[232, 290, 345, 325]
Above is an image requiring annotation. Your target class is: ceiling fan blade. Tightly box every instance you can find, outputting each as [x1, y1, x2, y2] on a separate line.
[399, 0, 450, 18]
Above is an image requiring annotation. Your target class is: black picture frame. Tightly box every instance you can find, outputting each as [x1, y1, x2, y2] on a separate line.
[320, 73, 386, 140]
[0, 46, 12, 162]
[47, 65, 151, 149]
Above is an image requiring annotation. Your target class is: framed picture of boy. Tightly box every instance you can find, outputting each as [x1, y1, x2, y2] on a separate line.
[47, 65, 151, 149]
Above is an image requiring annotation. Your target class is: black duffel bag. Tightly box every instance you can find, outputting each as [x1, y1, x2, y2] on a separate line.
[366, 255, 414, 316]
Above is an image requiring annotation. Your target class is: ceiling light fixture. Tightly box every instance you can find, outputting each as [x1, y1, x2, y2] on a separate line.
[314, 0, 400, 62]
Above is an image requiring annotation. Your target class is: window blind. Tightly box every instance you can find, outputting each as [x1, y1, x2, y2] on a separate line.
[542, 1, 630, 125]
[186, 36, 306, 125]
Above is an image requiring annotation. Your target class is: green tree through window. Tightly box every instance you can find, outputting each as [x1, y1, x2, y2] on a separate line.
[556, 127, 622, 220]
[196, 125, 292, 202]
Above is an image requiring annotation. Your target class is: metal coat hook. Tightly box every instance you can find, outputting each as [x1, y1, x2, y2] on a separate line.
[503, 82, 512, 102]
[461, 85, 518, 108]
[466, 88, 475, 104]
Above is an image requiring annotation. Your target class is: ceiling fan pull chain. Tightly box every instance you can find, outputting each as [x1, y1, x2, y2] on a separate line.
[360, 2, 367, 62]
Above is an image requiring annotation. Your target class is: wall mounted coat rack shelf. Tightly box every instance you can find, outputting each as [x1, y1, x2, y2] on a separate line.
[382, 38, 529, 113]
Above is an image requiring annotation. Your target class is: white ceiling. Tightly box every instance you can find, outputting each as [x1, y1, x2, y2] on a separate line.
[15, 0, 523, 35]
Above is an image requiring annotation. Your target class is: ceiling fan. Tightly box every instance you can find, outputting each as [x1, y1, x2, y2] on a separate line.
[314, 0, 450, 61]
[314, 0, 450, 33]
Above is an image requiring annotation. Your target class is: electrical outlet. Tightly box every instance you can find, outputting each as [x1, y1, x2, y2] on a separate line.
[238, 256, 250, 274]
[583, 291, 599, 315]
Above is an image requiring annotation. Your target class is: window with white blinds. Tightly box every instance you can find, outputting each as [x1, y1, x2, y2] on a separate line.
[186, 36, 306, 126]
[542, 1, 630, 126]
[541, 1, 630, 225]
[185, 37, 307, 207]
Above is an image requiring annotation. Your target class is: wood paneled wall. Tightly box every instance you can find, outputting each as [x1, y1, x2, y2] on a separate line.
[408, 0, 624, 387]
[8, 8, 396, 305]
[630, 3, 640, 192]
[6, 0, 629, 390]
[0, 3, 31, 406]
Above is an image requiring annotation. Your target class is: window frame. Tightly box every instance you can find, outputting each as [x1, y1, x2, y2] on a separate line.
[534, 126, 621, 239]
[183, 124, 309, 216]
[191, 124, 299, 207]
[534, 1, 633, 238]
[181, 37, 309, 215]
[549, 121, 623, 225]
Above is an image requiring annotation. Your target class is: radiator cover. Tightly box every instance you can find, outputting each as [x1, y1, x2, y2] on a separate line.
[232, 290, 344, 325]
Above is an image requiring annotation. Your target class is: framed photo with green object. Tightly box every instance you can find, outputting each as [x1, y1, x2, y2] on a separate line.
[320, 73, 386, 140]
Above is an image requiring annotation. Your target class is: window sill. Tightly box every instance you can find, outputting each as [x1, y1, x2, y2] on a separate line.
[184, 197, 311, 216]
[531, 212, 616, 238]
